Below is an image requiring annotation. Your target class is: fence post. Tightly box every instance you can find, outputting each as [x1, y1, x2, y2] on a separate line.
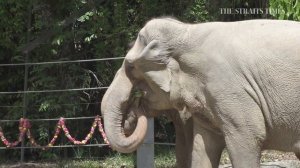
[21, 2, 32, 163]
[20, 53, 29, 164]
[137, 117, 154, 168]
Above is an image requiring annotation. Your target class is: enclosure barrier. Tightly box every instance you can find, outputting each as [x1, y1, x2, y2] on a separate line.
[0, 57, 174, 167]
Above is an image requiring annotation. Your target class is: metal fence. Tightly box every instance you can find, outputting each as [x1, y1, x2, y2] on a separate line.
[0, 57, 174, 168]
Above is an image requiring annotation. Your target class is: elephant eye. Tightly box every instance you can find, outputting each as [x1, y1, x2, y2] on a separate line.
[125, 60, 134, 70]
[138, 34, 147, 46]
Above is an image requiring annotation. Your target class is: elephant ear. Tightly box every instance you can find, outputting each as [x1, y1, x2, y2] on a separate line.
[136, 40, 172, 92]
[136, 40, 171, 65]
[144, 69, 171, 92]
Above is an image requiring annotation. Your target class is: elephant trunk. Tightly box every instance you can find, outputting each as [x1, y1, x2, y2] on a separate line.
[101, 68, 147, 153]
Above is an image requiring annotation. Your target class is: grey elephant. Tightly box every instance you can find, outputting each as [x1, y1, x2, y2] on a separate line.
[101, 17, 300, 168]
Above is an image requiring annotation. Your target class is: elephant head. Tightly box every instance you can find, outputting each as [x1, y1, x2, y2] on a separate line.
[101, 18, 204, 153]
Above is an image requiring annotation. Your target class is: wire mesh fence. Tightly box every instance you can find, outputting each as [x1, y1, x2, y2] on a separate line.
[0, 57, 121, 162]
[0, 57, 175, 166]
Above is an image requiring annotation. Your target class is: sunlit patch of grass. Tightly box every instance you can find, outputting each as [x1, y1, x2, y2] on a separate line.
[58, 153, 135, 168]
[57, 146, 176, 168]
[60, 160, 102, 168]
[155, 146, 176, 168]
[98, 153, 135, 168]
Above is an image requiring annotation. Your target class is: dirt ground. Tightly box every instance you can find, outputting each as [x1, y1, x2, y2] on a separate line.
[220, 150, 300, 168]
[220, 150, 298, 164]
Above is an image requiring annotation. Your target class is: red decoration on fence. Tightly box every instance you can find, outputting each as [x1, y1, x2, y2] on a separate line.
[0, 115, 109, 149]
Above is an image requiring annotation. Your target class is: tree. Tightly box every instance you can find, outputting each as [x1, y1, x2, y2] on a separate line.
[269, 0, 300, 20]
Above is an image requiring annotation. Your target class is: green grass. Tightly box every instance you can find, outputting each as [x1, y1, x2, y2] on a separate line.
[155, 146, 176, 168]
[55, 154, 134, 168]
[0, 148, 297, 168]
[98, 153, 135, 168]
[58, 146, 176, 168]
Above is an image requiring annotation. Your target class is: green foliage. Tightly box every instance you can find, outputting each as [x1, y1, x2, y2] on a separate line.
[155, 146, 176, 168]
[0, 0, 278, 163]
[269, 0, 300, 20]
[184, 0, 211, 22]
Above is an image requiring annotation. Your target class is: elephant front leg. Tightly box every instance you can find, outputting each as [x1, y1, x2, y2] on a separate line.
[213, 94, 266, 168]
[192, 118, 225, 168]
[168, 110, 194, 168]
[224, 134, 262, 168]
[174, 117, 194, 168]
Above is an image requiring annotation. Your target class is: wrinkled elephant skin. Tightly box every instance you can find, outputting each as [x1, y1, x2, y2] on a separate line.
[101, 18, 300, 168]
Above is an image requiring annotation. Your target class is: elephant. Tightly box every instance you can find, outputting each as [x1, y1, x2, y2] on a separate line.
[101, 17, 300, 168]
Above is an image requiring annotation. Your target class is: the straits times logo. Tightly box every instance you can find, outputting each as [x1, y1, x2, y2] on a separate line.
[220, 8, 285, 15]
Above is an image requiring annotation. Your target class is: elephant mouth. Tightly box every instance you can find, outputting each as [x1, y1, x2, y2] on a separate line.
[123, 89, 148, 136]
[129, 89, 148, 113]
[131, 89, 146, 101]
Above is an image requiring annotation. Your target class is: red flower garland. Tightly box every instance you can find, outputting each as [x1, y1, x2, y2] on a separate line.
[0, 115, 109, 149]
